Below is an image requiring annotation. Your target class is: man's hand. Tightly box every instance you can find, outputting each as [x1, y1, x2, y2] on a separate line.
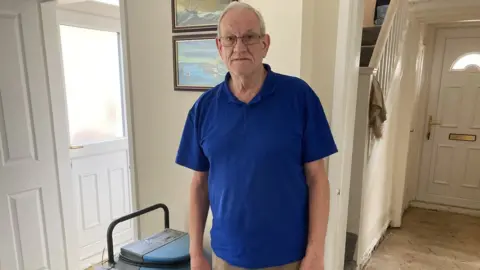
[190, 254, 211, 270]
[300, 248, 325, 270]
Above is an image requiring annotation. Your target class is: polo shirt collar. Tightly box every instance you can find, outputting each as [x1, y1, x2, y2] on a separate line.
[222, 63, 276, 104]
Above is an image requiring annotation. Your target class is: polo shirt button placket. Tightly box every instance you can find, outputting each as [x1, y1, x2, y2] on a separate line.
[243, 104, 248, 132]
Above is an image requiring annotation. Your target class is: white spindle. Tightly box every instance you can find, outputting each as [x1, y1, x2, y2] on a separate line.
[380, 55, 388, 92]
[387, 31, 394, 87]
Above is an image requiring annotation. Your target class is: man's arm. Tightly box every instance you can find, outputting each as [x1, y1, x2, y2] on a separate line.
[189, 171, 210, 258]
[303, 158, 330, 266]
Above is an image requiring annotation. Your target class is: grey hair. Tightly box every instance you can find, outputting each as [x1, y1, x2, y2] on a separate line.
[217, 2, 266, 37]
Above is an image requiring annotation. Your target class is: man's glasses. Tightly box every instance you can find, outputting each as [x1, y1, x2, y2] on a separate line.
[218, 34, 264, 47]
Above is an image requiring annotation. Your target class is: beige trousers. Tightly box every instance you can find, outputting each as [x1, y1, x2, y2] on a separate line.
[212, 253, 301, 270]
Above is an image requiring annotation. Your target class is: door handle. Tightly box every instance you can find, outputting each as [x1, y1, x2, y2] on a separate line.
[69, 145, 84, 149]
[426, 115, 441, 140]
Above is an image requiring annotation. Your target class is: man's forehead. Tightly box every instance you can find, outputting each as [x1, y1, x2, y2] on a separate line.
[220, 9, 260, 31]
[221, 26, 259, 35]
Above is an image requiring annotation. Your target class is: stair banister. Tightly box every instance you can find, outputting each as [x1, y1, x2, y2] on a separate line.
[369, 0, 399, 67]
[368, 0, 409, 97]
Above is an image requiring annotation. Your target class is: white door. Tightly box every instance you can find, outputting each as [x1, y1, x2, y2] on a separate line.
[418, 27, 480, 209]
[58, 21, 134, 268]
[0, 1, 70, 269]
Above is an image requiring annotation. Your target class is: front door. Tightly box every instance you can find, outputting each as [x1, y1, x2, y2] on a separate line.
[0, 1, 70, 269]
[418, 27, 480, 209]
[58, 23, 134, 268]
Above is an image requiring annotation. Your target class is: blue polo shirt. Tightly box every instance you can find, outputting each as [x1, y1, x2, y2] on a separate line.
[175, 64, 337, 268]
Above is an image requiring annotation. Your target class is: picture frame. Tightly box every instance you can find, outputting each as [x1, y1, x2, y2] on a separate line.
[172, 34, 228, 91]
[171, 0, 238, 33]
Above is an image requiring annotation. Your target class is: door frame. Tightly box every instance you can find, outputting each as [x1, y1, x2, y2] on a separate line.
[415, 25, 448, 204]
[322, 0, 364, 269]
[56, 7, 121, 33]
[47, 2, 139, 269]
[402, 24, 450, 211]
[416, 24, 480, 206]
[40, 1, 79, 269]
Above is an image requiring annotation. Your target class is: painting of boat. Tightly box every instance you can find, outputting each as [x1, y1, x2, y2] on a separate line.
[173, 34, 228, 91]
[172, 0, 237, 32]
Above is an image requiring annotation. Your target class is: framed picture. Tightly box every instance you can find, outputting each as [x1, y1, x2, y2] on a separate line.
[173, 34, 228, 91]
[171, 0, 238, 32]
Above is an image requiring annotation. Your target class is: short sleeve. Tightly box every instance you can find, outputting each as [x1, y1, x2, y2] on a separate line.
[302, 88, 338, 163]
[175, 108, 210, 172]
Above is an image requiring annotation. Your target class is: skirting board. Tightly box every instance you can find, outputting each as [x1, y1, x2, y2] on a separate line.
[357, 220, 390, 269]
[410, 200, 480, 218]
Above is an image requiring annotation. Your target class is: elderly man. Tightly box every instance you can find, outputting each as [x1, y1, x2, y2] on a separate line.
[176, 2, 337, 270]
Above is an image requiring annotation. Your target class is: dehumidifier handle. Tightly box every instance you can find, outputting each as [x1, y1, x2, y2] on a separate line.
[106, 203, 170, 265]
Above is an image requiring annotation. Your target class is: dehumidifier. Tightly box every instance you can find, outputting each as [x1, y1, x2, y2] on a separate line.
[96, 203, 203, 270]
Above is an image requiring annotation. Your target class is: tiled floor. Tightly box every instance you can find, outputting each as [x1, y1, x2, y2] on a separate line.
[365, 207, 480, 270]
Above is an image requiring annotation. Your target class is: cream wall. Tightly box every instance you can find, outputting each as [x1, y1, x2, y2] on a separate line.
[403, 24, 432, 210]
[301, 0, 339, 121]
[389, 18, 425, 227]
[121, 0, 199, 239]
[241, 0, 303, 77]
[241, 0, 337, 119]
[121, 0, 357, 268]
[363, 0, 376, 27]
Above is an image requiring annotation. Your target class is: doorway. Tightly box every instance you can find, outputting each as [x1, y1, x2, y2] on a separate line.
[56, 4, 134, 268]
[417, 26, 480, 210]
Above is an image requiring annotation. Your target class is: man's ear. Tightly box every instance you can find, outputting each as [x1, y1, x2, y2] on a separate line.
[262, 34, 271, 51]
[216, 38, 222, 52]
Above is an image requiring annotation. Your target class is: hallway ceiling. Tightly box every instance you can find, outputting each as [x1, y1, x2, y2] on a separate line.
[56, 0, 118, 6]
[411, 0, 480, 24]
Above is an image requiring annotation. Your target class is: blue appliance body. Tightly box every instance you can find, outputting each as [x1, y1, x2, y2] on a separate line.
[102, 204, 197, 270]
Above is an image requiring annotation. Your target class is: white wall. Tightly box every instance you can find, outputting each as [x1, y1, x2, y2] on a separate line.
[403, 24, 429, 211]
[347, 71, 372, 235]
[390, 18, 426, 227]
[355, 17, 426, 264]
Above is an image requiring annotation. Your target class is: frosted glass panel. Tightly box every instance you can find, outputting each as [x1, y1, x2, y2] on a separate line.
[94, 0, 119, 5]
[59, 25, 124, 146]
[451, 52, 480, 71]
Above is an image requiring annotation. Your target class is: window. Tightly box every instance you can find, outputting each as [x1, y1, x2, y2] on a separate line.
[59, 25, 125, 146]
[450, 52, 480, 71]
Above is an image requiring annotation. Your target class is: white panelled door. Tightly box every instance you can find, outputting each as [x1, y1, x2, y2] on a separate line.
[418, 27, 480, 209]
[0, 0, 69, 269]
[70, 141, 133, 268]
[58, 22, 134, 268]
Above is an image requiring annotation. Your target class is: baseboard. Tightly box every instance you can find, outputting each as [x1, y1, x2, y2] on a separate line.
[357, 220, 390, 269]
[410, 200, 480, 217]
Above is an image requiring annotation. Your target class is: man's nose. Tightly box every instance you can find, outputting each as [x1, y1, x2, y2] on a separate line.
[233, 37, 247, 52]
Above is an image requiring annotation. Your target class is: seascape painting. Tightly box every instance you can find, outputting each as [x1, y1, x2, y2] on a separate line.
[172, 0, 236, 32]
[173, 35, 228, 91]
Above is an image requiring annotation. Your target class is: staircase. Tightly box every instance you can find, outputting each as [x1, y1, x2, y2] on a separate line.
[360, 26, 382, 67]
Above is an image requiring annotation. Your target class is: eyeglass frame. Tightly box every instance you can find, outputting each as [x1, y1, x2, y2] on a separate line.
[217, 33, 266, 47]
